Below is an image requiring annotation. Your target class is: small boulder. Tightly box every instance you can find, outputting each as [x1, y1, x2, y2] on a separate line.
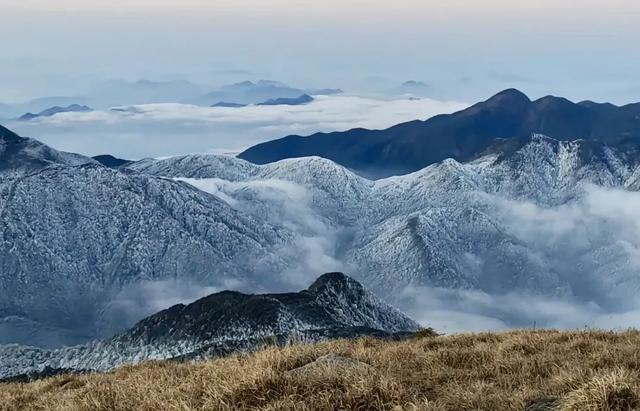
[525, 396, 559, 411]
[287, 353, 373, 377]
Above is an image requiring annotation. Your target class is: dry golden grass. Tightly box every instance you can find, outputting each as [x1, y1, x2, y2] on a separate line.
[2, 330, 640, 410]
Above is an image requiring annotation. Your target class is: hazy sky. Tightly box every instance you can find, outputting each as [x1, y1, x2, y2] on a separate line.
[2, 0, 640, 103]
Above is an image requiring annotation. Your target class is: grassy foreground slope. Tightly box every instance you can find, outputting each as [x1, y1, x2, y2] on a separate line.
[2, 330, 640, 411]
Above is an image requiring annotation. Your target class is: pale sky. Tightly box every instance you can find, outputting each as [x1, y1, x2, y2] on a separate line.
[2, 0, 640, 103]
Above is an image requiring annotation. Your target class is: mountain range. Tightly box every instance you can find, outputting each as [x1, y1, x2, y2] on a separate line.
[196, 80, 341, 106]
[18, 104, 93, 121]
[257, 94, 314, 106]
[2, 88, 640, 373]
[239, 89, 640, 178]
[0, 79, 342, 117]
[130, 134, 640, 308]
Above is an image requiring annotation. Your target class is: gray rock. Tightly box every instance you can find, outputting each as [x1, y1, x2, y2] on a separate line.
[287, 353, 373, 377]
[525, 396, 559, 411]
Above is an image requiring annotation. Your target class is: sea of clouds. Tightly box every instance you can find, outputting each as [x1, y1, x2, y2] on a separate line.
[7, 95, 466, 159]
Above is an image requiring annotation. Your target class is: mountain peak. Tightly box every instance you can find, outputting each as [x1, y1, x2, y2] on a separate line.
[307, 272, 360, 294]
[307, 272, 368, 302]
[532, 94, 575, 109]
[402, 80, 428, 87]
[485, 88, 531, 107]
[0, 124, 21, 143]
[257, 94, 314, 106]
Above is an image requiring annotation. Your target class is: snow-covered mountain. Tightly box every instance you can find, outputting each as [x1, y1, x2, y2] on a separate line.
[0, 273, 419, 380]
[354, 136, 640, 303]
[0, 124, 95, 174]
[0, 125, 299, 347]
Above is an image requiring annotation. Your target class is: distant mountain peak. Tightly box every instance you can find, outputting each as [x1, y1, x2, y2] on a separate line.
[402, 80, 429, 87]
[484, 88, 531, 107]
[257, 94, 314, 106]
[233, 80, 255, 87]
[256, 79, 289, 88]
[211, 102, 247, 108]
[18, 104, 93, 121]
[533, 94, 574, 108]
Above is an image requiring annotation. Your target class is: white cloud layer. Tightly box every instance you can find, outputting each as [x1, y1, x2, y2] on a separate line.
[7, 95, 466, 159]
[179, 177, 346, 288]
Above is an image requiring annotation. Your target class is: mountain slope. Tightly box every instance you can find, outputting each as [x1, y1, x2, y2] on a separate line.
[0, 124, 95, 174]
[125, 154, 260, 181]
[238, 89, 640, 177]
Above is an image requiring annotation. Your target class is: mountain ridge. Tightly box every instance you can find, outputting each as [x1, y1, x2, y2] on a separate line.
[3, 122, 640, 354]
[18, 104, 92, 121]
[238, 89, 640, 178]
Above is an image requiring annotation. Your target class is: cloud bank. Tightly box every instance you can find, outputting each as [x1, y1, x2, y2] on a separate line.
[7, 95, 466, 159]
[180, 177, 346, 288]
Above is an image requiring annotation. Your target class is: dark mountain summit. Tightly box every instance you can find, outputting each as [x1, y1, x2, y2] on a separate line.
[0, 273, 420, 379]
[211, 102, 247, 108]
[116, 272, 420, 347]
[238, 89, 640, 177]
[92, 154, 132, 168]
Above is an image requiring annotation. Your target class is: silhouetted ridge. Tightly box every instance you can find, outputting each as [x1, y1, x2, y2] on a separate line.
[482, 88, 531, 109]
[92, 154, 132, 168]
[239, 89, 640, 178]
